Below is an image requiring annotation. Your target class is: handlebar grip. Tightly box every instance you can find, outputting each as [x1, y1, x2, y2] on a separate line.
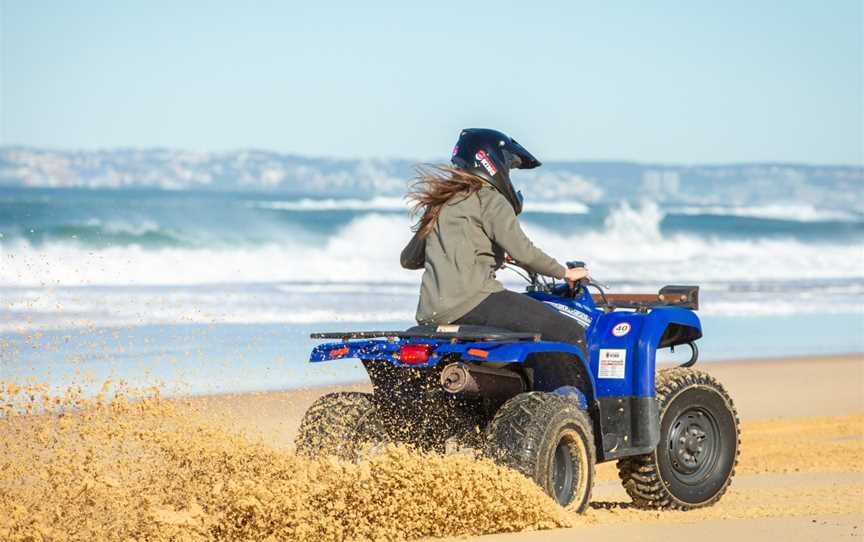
[566, 260, 586, 269]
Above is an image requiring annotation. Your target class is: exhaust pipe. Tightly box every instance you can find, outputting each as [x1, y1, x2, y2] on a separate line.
[440, 362, 525, 399]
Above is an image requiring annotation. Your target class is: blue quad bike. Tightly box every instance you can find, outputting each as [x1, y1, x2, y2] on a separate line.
[296, 261, 740, 513]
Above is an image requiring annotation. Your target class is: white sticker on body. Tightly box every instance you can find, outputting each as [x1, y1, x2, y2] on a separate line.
[543, 301, 593, 328]
[598, 349, 627, 379]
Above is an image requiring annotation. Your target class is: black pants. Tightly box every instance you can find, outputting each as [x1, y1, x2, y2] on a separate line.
[454, 290, 586, 354]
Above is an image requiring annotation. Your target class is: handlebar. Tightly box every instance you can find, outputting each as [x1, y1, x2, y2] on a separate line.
[503, 258, 608, 301]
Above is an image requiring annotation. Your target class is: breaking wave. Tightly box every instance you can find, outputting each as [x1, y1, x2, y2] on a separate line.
[1, 204, 862, 288]
[243, 198, 856, 222]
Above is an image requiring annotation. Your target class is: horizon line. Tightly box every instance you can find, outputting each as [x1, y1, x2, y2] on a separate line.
[1, 144, 862, 170]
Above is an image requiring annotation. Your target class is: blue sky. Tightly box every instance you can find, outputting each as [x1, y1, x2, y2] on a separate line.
[1, 1, 861, 164]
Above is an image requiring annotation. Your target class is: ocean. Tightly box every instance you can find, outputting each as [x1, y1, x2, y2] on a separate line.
[1, 186, 862, 395]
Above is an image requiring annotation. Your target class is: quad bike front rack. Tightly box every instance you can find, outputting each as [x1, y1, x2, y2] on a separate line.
[592, 285, 700, 311]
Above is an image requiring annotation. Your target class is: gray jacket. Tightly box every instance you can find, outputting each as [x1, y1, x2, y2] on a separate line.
[401, 186, 566, 324]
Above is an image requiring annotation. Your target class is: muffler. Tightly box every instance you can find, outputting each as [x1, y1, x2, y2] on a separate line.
[440, 362, 525, 399]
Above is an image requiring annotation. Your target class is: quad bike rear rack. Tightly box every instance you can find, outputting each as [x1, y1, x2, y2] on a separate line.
[310, 329, 541, 343]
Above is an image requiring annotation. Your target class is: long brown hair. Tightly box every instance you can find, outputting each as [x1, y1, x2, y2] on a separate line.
[407, 165, 487, 237]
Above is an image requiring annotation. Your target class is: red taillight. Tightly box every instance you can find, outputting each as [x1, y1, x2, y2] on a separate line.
[398, 344, 432, 364]
[329, 346, 350, 359]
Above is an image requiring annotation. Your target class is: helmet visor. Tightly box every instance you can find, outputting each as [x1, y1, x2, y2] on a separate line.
[507, 138, 542, 169]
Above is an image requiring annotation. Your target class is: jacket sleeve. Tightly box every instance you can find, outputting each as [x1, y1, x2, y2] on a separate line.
[480, 191, 567, 279]
[400, 230, 426, 270]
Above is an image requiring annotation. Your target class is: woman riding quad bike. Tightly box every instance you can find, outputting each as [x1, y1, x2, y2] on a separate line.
[295, 129, 739, 513]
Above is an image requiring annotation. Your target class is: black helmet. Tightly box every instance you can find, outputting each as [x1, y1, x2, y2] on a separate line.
[450, 128, 542, 214]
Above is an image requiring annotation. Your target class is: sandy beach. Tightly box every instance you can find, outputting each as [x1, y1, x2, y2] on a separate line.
[188, 353, 864, 541]
[2, 353, 862, 541]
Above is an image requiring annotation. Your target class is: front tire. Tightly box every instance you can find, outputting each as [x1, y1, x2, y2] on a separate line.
[617, 368, 740, 510]
[294, 392, 386, 460]
[485, 392, 595, 512]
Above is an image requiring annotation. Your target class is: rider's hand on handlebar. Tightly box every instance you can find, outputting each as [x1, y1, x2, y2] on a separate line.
[564, 266, 589, 286]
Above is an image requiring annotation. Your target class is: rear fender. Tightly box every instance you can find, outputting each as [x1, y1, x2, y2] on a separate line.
[311, 338, 594, 398]
[435, 341, 595, 400]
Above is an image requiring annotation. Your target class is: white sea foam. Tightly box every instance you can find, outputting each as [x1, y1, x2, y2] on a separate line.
[522, 202, 864, 283]
[523, 201, 590, 214]
[2, 205, 862, 289]
[667, 204, 861, 223]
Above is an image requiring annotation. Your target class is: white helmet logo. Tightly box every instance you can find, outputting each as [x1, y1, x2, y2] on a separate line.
[475, 150, 498, 176]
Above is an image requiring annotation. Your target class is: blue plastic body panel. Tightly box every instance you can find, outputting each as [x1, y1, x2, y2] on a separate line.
[310, 285, 702, 400]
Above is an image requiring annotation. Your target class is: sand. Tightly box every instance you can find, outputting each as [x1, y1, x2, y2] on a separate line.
[1, 353, 862, 541]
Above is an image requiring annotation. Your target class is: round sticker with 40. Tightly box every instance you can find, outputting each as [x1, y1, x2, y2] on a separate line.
[612, 322, 631, 337]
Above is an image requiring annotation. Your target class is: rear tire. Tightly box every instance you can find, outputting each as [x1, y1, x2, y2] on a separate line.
[616, 368, 740, 510]
[485, 392, 595, 512]
[294, 392, 386, 460]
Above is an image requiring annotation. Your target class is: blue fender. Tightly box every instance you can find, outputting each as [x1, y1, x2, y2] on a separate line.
[634, 307, 702, 396]
[589, 306, 701, 398]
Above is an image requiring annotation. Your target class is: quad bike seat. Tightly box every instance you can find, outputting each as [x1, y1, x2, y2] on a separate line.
[405, 324, 540, 341]
[406, 324, 519, 335]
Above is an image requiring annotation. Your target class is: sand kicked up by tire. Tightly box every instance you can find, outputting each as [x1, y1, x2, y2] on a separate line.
[0, 381, 573, 541]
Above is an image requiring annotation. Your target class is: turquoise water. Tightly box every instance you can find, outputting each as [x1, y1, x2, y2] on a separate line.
[1, 187, 861, 394]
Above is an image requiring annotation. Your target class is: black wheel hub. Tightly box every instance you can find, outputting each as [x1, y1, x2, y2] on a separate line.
[668, 407, 719, 482]
[552, 439, 576, 505]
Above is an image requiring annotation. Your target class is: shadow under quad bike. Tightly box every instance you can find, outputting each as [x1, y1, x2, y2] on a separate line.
[295, 261, 740, 513]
